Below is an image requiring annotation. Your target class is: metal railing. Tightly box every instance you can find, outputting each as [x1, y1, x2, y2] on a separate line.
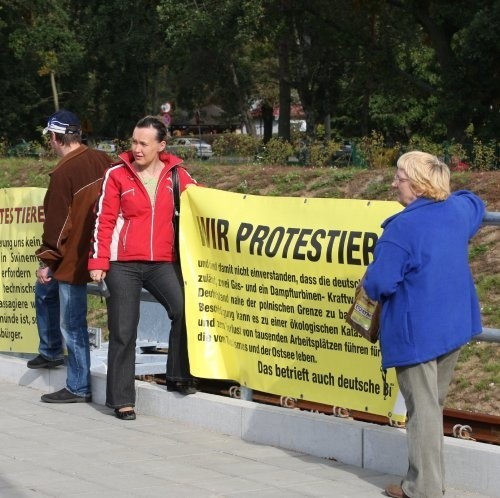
[477, 211, 500, 342]
[483, 211, 500, 226]
[87, 211, 500, 344]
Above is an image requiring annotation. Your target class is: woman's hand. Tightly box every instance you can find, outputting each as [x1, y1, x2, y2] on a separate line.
[36, 266, 52, 284]
[89, 270, 106, 281]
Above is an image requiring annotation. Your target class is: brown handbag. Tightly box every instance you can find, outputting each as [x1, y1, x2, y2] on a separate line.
[345, 276, 380, 343]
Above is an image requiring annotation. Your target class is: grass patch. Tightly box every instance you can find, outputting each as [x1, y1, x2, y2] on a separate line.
[270, 172, 306, 195]
[474, 380, 491, 392]
[1, 157, 56, 188]
[453, 376, 470, 390]
[456, 342, 499, 387]
[329, 169, 356, 182]
[476, 275, 500, 327]
[451, 172, 472, 188]
[365, 181, 391, 198]
[235, 180, 249, 193]
[448, 341, 499, 412]
[469, 243, 489, 260]
[476, 275, 499, 295]
[87, 295, 108, 340]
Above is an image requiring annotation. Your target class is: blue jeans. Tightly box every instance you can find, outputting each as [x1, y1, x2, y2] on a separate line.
[105, 261, 191, 409]
[35, 280, 63, 360]
[58, 282, 92, 396]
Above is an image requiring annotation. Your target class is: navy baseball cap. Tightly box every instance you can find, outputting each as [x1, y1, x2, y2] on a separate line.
[43, 109, 81, 135]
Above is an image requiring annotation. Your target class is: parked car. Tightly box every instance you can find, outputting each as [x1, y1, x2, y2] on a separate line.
[166, 137, 213, 160]
[95, 139, 117, 154]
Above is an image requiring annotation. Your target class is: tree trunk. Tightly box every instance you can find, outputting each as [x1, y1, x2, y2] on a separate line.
[409, 1, 467, 139]
[261, 102, 274, 143]
[50, 70, 59, 111]
[230, 62, 255, 136]
[241, 110, 256, 136]
[324, 113, 331, 140]
[278, 37, 291, 141]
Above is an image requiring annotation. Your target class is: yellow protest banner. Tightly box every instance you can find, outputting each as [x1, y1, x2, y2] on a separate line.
[0, 187, 46, 353]
[181, 186, 406, 421]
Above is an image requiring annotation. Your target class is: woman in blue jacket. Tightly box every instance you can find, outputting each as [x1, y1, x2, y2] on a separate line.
[363, 151, 485, 498]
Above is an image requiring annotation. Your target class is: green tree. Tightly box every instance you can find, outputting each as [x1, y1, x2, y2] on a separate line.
[333, 1, 441, 140]
[1, 0, 498, 146]
[158, 0, 271, 135]
[0, 0, 83, 140]
[388, 0, 500, 140]
[281, 0, 353, 138]
[8, 0, 83, 112]
[77, 0, 171, 138]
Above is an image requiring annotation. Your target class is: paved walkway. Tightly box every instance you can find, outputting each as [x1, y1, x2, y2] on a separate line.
[0, 383, 491, 498]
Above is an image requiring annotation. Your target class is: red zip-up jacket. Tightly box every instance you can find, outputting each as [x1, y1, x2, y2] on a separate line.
[88, 150, 197, 271]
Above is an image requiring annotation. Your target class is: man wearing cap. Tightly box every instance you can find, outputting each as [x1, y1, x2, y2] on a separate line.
[33, 109, 110, 403]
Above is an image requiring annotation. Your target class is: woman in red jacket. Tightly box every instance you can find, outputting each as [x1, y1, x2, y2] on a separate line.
[88, 116, 198, 420]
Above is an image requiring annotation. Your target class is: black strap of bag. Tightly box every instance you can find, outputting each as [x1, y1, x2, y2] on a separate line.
[171, 166, 180, 258]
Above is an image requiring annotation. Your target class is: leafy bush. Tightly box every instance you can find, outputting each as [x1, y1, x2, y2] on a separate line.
[261, 137, 294, 165]
[405, 136, 499, 171]
[5, 139, 45, 158]
[309, 140, 342, 167]
[114, 138, 129, 155]
[0, 138, 8, 156]
[212, 133, 261, 157]
[290, 130, 352, 168]
[472, 138, 497, 171]
[407, 135, 444, 158]
[446, 141, 469, 164]
[170, 146, 198, 161]
[182, 130, 499, 171]
[358, 131, 400, 169]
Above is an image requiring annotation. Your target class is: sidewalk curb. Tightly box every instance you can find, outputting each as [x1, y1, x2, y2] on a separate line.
[1, 354, 498, 497]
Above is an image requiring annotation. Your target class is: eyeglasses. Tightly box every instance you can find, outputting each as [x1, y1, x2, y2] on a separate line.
[393, 174, 409, 184]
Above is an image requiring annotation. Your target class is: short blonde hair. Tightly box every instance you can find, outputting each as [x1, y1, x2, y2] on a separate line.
[397, 151, 450, 200]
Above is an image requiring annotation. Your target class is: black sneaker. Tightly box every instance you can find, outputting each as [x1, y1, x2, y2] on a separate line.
[41, 388, 92, 403]
[27, 355, 64, 369]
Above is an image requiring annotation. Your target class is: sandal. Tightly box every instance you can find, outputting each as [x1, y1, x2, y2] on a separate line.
[114, 408, 136, 420]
